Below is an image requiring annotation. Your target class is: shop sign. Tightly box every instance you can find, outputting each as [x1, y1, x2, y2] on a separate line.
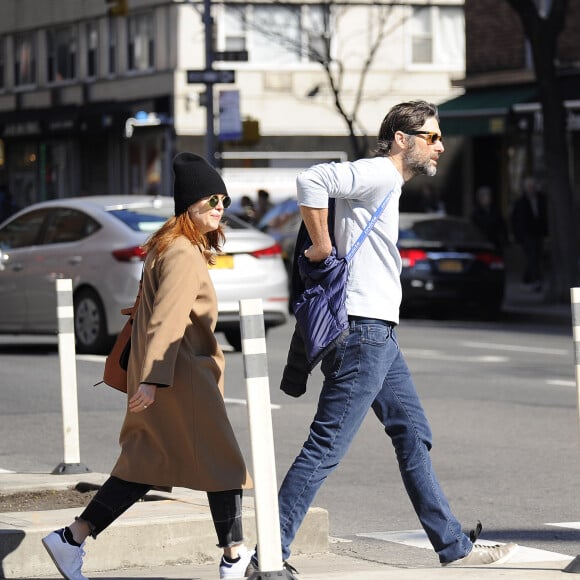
[3, 121, 41, 137]
[45, 118, 77, 133]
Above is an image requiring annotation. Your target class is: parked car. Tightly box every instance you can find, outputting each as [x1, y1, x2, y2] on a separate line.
[240, 199, 505, 318]
[398, 213, 505, 317]
[0, 196, 288, 353]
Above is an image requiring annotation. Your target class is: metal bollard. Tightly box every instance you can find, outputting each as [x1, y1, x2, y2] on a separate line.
[239, 299, 296, 580]
[52, 279, 89, 475]
[564, 287, 580, 574]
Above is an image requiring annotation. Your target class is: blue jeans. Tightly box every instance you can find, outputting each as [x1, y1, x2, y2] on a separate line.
[277, 318, 472, 564]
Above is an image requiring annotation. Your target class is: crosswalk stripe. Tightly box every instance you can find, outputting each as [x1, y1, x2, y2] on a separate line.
[461, 341, 569, 356]
[546, 522, 580, 530]
[224, 397, 281, 410]
[546, 379, 576, 387]
[404, 349, 508, 363]
[356, 529, 573, 563]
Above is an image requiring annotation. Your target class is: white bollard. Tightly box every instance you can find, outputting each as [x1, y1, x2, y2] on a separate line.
[239, 299, 296, 579]
[52, 279, 89, 474]
[572, 288, 580, 432]
[564, 287, 580, 574]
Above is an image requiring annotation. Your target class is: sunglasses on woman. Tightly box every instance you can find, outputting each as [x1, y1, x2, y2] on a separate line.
[208, 194, 231, 209]
[404, 130, 443, 145]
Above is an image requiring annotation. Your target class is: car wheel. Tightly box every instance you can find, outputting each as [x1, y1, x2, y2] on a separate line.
[224, 328, 242, 352]
[74, 288, 109, 354]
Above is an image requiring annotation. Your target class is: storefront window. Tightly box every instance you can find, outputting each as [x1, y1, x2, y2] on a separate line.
[129, 134, 162, 196]
[9, 142, 38, 210]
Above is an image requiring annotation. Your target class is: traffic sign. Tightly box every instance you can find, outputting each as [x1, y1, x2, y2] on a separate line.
[214, 50, 248, 62]
[187, 69, 236, 84]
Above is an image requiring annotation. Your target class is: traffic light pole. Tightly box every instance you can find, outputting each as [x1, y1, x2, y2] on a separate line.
[203, 0, 216, 167]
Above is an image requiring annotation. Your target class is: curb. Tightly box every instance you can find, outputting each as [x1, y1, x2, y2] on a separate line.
[0, 473, 329, 579]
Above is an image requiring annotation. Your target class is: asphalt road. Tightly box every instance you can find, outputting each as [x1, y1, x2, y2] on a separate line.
[1, 313, 579, 567]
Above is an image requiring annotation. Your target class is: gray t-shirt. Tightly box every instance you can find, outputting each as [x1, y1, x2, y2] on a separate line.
[296, 156, 404, 324]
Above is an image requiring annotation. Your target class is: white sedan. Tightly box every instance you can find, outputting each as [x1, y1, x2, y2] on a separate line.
[0, 196, 289, 352]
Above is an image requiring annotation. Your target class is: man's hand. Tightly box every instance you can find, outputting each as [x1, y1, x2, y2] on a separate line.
[301, 205, 333, 262]
[304, 244, 331, 262]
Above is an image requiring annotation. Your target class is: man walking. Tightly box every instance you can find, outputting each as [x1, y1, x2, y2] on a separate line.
[270, 101, 517, 569]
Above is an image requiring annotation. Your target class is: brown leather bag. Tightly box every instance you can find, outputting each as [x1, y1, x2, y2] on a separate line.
[99, 281, 142, 393]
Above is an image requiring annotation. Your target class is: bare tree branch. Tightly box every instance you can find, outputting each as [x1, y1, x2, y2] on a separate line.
[226, 1, 401, 158]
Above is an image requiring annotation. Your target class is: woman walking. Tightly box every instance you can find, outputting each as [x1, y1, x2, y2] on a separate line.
[42, 152, 253, 580]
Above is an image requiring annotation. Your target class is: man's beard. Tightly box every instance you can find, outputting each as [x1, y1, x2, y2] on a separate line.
[404, 142, 437, 177]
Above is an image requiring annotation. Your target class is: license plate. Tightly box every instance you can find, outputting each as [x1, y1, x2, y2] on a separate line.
[437, 259, 463, 273]
[209, 255, 234, 269]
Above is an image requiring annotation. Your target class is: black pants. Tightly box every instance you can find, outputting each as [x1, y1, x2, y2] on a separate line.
[79, 476, 243, 547]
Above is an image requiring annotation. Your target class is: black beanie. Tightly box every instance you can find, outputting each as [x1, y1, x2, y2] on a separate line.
[173, 152, 228, 216]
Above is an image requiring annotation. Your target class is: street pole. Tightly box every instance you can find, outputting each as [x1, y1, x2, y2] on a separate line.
[203, 0, 216, 166]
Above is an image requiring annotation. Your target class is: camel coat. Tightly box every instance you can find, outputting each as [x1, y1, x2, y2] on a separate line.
[111, 235, 251, 491]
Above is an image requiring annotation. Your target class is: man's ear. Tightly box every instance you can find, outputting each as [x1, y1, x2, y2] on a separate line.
[392, 130, 408, 151]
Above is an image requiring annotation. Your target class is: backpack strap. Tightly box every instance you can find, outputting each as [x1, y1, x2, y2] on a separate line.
[344, 188, 395, 263]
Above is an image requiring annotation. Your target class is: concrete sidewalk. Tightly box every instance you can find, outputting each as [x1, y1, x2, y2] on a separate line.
[0, 472, 576, 579]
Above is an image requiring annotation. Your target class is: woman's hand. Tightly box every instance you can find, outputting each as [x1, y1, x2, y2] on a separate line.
[129, 383, 157, 413]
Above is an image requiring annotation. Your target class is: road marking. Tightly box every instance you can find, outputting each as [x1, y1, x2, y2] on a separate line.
[404, 349, 508, 363]
[77, 343, 233, 364]
[77, 354, 105, 362]
[356, 530, 573, 563]
[462, 341, 569, 356]
[224, 397, 281, 410]
[546, 522, 580, 530]
[546, 379, 576, 387]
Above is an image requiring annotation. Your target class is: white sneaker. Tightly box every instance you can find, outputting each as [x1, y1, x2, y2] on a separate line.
[219, 545, 255, 579]
[443, 542, 518, 567]
[42, 528, 88, 580]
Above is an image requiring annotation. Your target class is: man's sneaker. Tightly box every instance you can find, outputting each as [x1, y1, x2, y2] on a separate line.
[41, 528, 87, 580]
[443, 542, 518, 567]
[219, 545, 255, 579]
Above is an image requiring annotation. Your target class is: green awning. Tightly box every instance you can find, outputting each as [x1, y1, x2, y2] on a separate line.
[438, 85, 538, 136]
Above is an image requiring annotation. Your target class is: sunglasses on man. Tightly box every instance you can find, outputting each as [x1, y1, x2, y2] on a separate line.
[404, 130, 443, 145]
[208, 194, 231, 209]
